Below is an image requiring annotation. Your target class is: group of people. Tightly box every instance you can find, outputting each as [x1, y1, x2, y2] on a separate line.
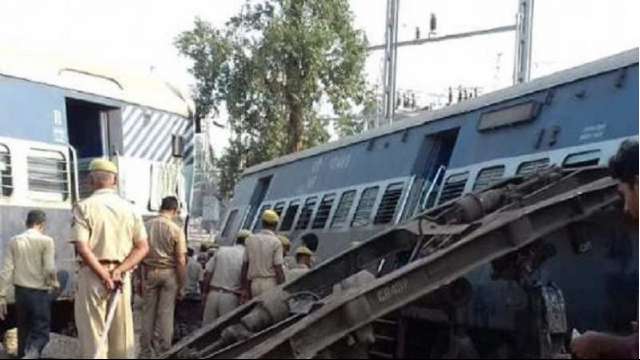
[201, 210, 316, 325]
[0, 157, 317, 359]
[0, 140, 636, 359]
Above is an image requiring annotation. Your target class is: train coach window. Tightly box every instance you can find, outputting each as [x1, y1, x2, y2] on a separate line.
[351, 186, 380, 228]
[331, 190, 356, 229]
[0, 144, 13, 197]
[563, 150, 601, 168]
[222, 210, 239, 238]
[473, 166, 505, 192]
[253, 204, 272, 231]
[438, 173, 469, 204]
[295, 197, 318, 230]
[273, 202, 286, 217]
[27, 149, 69, 201]
[280, 200, 300, 231]
[517, 158, 550, 176]
[312, 193, 336, 229]
[374, 182, 404, 225]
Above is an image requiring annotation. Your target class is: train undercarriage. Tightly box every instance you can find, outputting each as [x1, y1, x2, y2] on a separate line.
[164, 166, 636, 359]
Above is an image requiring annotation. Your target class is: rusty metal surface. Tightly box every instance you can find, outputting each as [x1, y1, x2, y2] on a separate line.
[163, 168, 620, 359]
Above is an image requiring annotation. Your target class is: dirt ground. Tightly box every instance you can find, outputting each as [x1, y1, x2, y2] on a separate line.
[0, 296, 146, 359]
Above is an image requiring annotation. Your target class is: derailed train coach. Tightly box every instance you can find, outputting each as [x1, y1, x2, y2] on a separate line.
[219, 49, 638, 356]
[0, 53, 195, 301]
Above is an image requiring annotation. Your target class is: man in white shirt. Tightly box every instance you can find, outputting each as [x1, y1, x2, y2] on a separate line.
[0, 210, 57, 359]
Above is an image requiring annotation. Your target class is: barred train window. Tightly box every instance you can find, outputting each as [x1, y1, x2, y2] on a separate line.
[563, 150, 601, 168]
[280, 200, 300, 231]
[351, 186, 380, 228]
[28, 149, 69, 201]
[438, 173, 469, 204]
[374, 182, 404, 225]
[473, 166, 506, 192]
[0, 144, 12, 197]
[273, 202, 286, 217]
[253, 204, 272, 231]
[517, 158, 550, 176]
[331, 190, 356, 229]
[295, 197, 318, 230]
[222, 210, 239, 238]
[312, 193, 336, 229]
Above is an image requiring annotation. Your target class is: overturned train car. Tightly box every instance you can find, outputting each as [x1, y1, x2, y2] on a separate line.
[214, 49, 639, 358]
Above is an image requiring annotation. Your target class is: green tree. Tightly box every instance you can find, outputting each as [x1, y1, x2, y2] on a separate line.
[176, 0, 370, 198]
[174, 18, 230, 125]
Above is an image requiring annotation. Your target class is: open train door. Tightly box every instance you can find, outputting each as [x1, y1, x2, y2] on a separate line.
[65, 98, 123, 200]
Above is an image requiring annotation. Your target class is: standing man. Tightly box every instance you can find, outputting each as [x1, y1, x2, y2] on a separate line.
[184, 248, 203, 300]
[0, 210, 57, 359]
[571, 140, 638, 359]
[300, 233, 320, 266]
[241, 210, 286, 302]
[278, 235, 295, 270]
[286, 246, 313, 282]
[140, 196, 187, 357]
[202, 230, 250, 325]
[71, 159, 149, 359]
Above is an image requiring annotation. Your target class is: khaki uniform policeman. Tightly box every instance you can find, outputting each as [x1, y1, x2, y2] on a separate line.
[71, 159, 149, 359]
[184, 249, 203, 300]
[286, 246, 313, 282]
[202, 230, 250, 325]
[278, 235, 295, 271]
[241, 210, 285, 301]
[140, 197, 187, 357]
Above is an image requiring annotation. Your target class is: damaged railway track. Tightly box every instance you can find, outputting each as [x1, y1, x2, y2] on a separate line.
[164, 167, 623, 359]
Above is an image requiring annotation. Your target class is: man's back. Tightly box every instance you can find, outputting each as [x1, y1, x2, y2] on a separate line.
[72, 188, 143, 262]
[4, 229, 55, 291]
[206, 246, 244, 291]
[244, 230, 284, 280]
[185, 257, 202, 295]
[144, 215, 186, 269]
[286, 263, 309, 282]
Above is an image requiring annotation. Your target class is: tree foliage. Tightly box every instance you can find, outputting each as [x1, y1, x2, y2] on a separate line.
[176, 0, 371, 198]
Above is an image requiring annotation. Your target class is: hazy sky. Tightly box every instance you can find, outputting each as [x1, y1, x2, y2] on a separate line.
[1, 0, 638, 151]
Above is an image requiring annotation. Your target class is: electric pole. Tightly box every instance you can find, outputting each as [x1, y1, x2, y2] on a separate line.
[514, 0, 534, 83]
[382, 0, 400, 126]
[374, 0, 534, 126]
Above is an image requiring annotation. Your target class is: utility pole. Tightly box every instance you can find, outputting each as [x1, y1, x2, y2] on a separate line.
[382, 0, 400, 126]
[374, 0, 534, 126]
[513, 0, 534, 84]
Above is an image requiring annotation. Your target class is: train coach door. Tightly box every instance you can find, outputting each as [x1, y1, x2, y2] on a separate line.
[241, 176, 273, 230]
[65, 98, 122, 199]
[414, 129, 459, 213]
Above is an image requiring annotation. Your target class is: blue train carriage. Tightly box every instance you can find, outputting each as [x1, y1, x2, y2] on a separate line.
[220, 49, 638, 344]
[221, 48, 638, 256]
[0, 56, 195, 303]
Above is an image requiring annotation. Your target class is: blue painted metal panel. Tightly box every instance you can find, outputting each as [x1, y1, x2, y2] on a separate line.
[447, 66, 639, 168]
[0, 76, 67, 144]
[263, 131, 420, 200]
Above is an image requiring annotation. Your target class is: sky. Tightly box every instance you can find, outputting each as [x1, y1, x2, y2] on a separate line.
[1, 0, 638, 153]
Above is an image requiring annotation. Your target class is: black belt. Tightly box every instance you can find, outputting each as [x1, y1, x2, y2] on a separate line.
[210, 286, 241, 296]
[98, 260, 121, 266]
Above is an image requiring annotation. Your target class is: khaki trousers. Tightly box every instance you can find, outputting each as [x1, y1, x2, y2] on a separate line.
[140, 268, 178, 357]
[250, 277, 278, 299]
[202, 290, 239, 326]
[74, 266, 134, 359]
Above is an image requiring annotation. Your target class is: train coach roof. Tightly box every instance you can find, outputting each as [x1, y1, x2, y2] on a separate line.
[243, 48, 639, 176]
[0, 50, 193, 117]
